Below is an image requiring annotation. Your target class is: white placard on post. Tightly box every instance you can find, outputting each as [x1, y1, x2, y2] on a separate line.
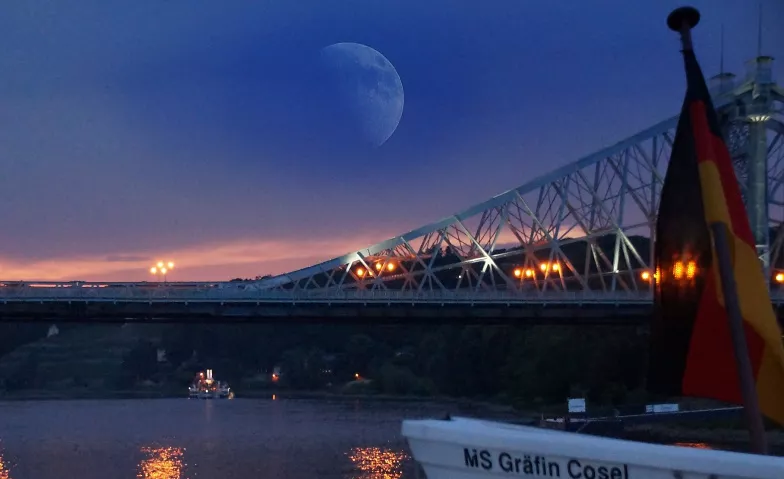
[567, 398, 586, 413]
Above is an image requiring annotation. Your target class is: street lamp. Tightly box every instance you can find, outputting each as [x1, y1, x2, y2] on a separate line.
[150, 261, 175, 282]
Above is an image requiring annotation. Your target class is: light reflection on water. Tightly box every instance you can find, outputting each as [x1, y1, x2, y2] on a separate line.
[0, 448, 11, 479]
[10, 399, 757, 478]
[346, 447, 409, 479]
[137, 446, 186, 479]
[0, 398, 431, 478]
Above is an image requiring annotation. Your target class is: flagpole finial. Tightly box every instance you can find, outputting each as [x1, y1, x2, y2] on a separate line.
[667, 6, 701, 50]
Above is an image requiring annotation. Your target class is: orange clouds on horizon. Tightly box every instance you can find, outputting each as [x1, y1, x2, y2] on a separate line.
[0, 219, 610, 282]
[0, 233, 397, 282]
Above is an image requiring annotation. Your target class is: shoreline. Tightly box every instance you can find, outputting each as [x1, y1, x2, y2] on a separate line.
[0, 388, 518, 411]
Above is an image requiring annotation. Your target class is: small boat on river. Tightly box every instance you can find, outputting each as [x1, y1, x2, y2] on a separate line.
[188, 369, 231, 399]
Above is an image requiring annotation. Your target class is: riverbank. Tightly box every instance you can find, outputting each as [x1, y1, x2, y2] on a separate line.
[0, 388, 522, 414]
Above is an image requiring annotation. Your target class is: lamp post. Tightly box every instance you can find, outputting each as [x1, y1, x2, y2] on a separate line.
[150, 261, 175, 283]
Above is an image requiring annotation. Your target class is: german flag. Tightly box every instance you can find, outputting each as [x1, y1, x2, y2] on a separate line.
[646, 46, 784, 425]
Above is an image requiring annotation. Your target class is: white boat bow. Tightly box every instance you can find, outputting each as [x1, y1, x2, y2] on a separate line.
[402, 416, 784, 478]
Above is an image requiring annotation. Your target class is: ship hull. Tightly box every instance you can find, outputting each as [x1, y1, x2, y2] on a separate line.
[401, 416, 784, 479]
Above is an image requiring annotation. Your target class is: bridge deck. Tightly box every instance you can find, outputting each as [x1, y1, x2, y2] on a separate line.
[0, 282, 781, 323]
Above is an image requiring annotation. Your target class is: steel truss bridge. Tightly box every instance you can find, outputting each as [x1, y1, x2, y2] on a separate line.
[2, 56, 783, 323]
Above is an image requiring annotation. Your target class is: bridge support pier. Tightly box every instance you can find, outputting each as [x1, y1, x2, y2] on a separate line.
[743, 55, 774, 284]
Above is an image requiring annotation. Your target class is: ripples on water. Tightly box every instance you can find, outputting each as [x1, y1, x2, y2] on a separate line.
[0, 398, 431, 479]
[0, 399, 770, 478]
[128, 444, 409, 479]
[346, 447, 409, 479]
[0, 444, 412, 479]
[138, 446, 185, 479]
[0, 446, 11, 479]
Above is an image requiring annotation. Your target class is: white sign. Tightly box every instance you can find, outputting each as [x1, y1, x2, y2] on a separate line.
[567, 398, 586, 413]
[645, 403, 679, 413]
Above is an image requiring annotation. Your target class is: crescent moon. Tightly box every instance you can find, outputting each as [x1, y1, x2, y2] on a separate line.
[320, 42, 404, 147]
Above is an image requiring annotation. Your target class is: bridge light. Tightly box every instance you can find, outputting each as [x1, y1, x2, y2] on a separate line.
[641, 271, 651, 281]
[375, 262, 382, 271]
[539, 263, 548, 272]
[356, 267, 366, 277]
[552, 263, 560, 272]
[775, 273, 784, 283]
[513, 268, 522, 278]
[525, 268, 534, 278]
[150, 260, 175, 282]
[387, 262, 396, 272]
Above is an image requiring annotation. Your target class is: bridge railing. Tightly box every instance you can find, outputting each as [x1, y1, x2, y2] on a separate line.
[0, 283, 654, 303]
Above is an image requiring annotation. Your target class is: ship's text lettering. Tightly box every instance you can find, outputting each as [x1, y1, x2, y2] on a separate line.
[461, 449, 631, 478]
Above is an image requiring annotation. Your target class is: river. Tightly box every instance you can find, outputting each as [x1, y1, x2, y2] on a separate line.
[0, 397, 776, 478]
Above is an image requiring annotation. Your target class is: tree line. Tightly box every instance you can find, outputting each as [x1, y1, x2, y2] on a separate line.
[117, 322, 654, 408]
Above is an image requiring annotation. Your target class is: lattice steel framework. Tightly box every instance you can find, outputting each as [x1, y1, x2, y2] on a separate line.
[263, 57, 784, 297]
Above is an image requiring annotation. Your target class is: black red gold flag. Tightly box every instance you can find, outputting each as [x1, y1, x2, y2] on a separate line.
[647, 46, 784, 425]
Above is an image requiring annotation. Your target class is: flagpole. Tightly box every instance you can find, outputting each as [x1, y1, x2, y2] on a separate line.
[666, 6, 768, 455]
[711, 223, 769, 455]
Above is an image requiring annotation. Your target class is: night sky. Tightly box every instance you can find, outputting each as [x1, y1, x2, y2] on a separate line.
[0, 0, 781, 281]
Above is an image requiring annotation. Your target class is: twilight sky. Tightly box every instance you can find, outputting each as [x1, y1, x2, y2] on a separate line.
[0, 0, 781, 281]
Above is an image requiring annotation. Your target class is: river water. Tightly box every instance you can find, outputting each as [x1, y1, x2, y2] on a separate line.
[0, 397, 775, 478]
[0, 397, 436, 478]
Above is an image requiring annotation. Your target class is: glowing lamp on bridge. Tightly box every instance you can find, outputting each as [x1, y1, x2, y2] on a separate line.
[775, 273, 784, 283]
[356, 267, 366, 278]
[641, 268, 661, 283]
[150, 261, 175, 282]
[513, 267, 535, 279]
[539, 262, 560, 273]
[374, 262, 397, 273]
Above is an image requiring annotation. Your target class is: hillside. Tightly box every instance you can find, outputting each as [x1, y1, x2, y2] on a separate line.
[0, 324, 165, 393]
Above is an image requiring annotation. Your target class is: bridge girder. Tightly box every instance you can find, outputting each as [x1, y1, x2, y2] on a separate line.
[264, 59, 784, 298]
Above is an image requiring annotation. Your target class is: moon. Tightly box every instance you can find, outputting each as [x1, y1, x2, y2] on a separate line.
[320, 42, 404, 147]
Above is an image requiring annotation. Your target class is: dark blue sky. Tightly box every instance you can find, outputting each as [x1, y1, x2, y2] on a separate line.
[0, 0, 780, 280]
